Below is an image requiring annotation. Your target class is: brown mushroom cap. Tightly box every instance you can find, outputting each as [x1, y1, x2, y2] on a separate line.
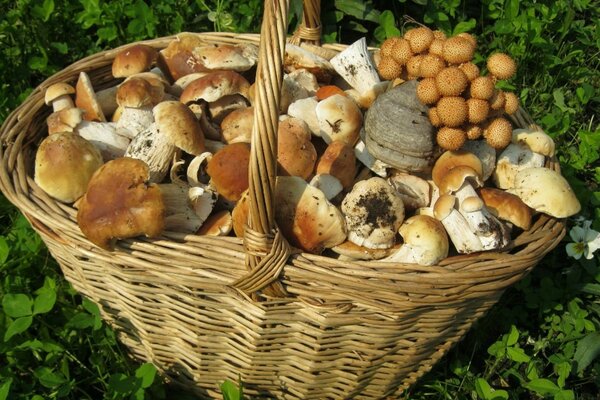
[436, 127, 467, 151]
[504, 91, 519, 114]
[377, 56, 403, 80]
[45, 82, 76, 105]
[76, 157, 166, 250]
[469, 76, 495, 100]
[391, 38, 413, 65]
[196, 210, 233, 236]
[484, 117, 513, 149]
[407, 27, 435, 53]
[316, 140, 356, 190]
[478, 187, 532, 230]
[442, 36, 475, 64]
[380, 37, 401, 58]
[153, 101, 206, 155]
[416, 78, 441, 105]
[157, 33, 210, 82]
[206, 142, 251, 202]
[487, 53, 517, 80]
[112, 44, 158, 78]
[438, 165, 483, 194]
[428, 38, 445, 57]
[180, 70, 250, 104]
[467, 98, 490, 124]
[75, 72, 106, 122]
[277, 117, 317, 180]
[432, 149, 484, 187]
[458, 62, 480, 81]
[116, 77, 161, 108]
[405, 54, 424, 78]
[419, 54, 446, 78]
[436, 96, 468, 127]
[221, 106, 254, 144]
[34, 133, 103, 203]
[428, 107, 442, 127]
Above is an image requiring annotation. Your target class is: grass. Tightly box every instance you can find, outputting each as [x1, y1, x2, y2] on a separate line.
[1, 0, 599, 399]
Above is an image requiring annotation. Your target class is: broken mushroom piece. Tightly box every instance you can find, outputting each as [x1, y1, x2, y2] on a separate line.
[34, 132, 103, 203]
[315, 140, 356, 190]
[76, 120, 130, 160]
[506, 167, 581, 218]
[75, 72, 106, 122]
[47, 107, 84, 135]
[197, 210, 233, 236]
[45, 82, 76, 112]
[124, 123, 176, 183]
[191, 43, 258, 72]
[114, 77, 159, 139]
[309, 174, 344, 201]
[341, 177, 405, 249]
[511, 127, 555, 157]
[76, 157, 165, 250]
[331, 240, 395, 261]
[387, 171, 431, 211]
[380, 215, 449, 265]
[433, 194, 484, 254]
[284, 44, 336, 83]
[275, 176, 347, 254]
[112, 44, 158, 78]
[316, 94, 363, 145]
[287, 96, 320, 136]
[157, 33, 210, 81]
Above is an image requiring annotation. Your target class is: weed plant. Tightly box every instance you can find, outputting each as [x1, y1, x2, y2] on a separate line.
[0, 0, 598, 399]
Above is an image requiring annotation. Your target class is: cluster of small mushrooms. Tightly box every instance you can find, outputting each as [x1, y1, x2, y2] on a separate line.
[34, 29, 581, 265]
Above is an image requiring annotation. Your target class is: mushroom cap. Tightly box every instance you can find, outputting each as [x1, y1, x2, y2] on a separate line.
[478, 187, 532, 230]
[436, 96, 468, 127]
[487, 53, 517, 80]
[493, 142, 546, 189]
[416, 78, 441, 105]
[506, 167, 581, 218]
[419, 54, 446, 78]
[458, 62, 480, 81]
[435, 66, 469, 97]
[316, 140, 356, 190]
[407, 27, 435, 53]
[153, 101, 206, 155]
[34, 132, 103, 203]
[206, 142, 251, 202]
[457, 33, 477, 48]
[191, 43, 258, 72]
[47, 107, 84, 135]
[464, 123, 483, 140]
[504, 91, 519, 114]
[484, 117, 513, 149]
[112, 44, 158, 78]
[157, 33, 211, 81]
[221, 106, 254, 144]
[436, 127, 467, 151]
[438, 165, 483, 194]
[377, 56, 403, 81]
[45, 82, 75, 105]
[405, 54, 424, 78]
[180, 70, 250, 104]
[469, 76, 495, 100]
[428, 38, 445, 58]
[196, 210, 233, 236]
[315, 85, 346, 101]
[277, 117, 317, 180]
[76, 157, 166, 250]
[442, 36, 475, 64]
[433, 193, 457, 220]
[390, 38, 413, 65]
[466, 98, 490, 124]
[75, 72, 106, 122]
[316, 94, 363, 145]
[341, 177, 405, 249]
[432, 149, 484, 187]
[275, 176, 346, 254]
[489, 90, 506, 111]
[398, 215, 449, 265]
[116, 77, 162, 108]
[380, 37, 401, 58]
[428, 107, 442, 127]
[331, 240, 394, 260]
[512, 127, 555, 156]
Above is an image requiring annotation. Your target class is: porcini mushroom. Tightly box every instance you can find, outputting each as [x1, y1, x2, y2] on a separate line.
[45, 82, 76, 112]
[316, 94, 363, 145]
[277, 117, 317, 180]
[112, 44, 158, 78]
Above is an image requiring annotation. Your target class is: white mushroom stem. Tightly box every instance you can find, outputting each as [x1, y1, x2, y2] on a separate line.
[95, 86, 119, 118]
[452, 182, 497, 236]
[75, 121, 130, 161]
[160, 183, 215, 233]
[125, 122, 176, 183]
[439, 207, 484, 253]
[51, 95, 75, 112]
[287, 97, 319, 136]
[330, 37, 380, 95]
[115, 106, 154, 139]
[309, 174, 343, 201]
[354, 139, 389, 177]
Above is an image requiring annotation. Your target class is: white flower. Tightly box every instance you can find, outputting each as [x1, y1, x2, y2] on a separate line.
[566, 220, 600, 260]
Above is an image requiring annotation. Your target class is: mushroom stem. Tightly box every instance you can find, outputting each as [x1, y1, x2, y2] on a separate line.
[439, 207, 484, 253]
[159, 183, 216, 233]
[330, 37, 380, 95]
[76, 121, 130, 161]
[52, 95, 75, 112]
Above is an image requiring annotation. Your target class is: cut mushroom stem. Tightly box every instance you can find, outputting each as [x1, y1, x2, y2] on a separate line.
[309, 174, 343, 201]
[330, 37, 381, 95]
[125, 122, 177, 183]
[76, 121, 130, 161]
[160, 183, 217, 233]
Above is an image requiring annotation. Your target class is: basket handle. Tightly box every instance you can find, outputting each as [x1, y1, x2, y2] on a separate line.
[231, 0, 321, 296]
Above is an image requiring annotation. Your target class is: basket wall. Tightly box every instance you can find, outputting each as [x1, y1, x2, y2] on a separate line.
[0, 32, 566, 399]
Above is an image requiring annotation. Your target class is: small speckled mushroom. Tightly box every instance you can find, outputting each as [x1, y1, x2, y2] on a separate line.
[405, 54, 424, 79]
[442, 36, 475, 65]
[316, 94, 363, 145]
[507, 167, 581, 218]
[458, 62, 480, 81]
[153, 100, 206, 155]
[34, 132, 103, 203]
[45, 82, 76, 112]
[419, 54, 446, 78]
[277, 117, 317, 180]
[437, 127, 467, 151]
[466, 98, 490, 124]
[435, 67, 469, 96]
[436, 96, 468, 127]
[316, 140, 357, 190]
[428, 107, 442, 127]
[112, 44, 158, 78]
[76, 157, 165, 250]
[380, 37, 401, 58]
[390, 38, 413, 66]
[206, 142, 250, 202]
[275, 176, 347, 254]
[416, 78, 441, 105]
[75, 72, 106, 122]
[464, 124, 483, 140]
[483, 117, 513, 149]
[377, 57, 403, 81]
[457, 33, 477, 48]
[469, 76, 495, 100]
[489, 90, 506, 111]
[479, 187, 532, 230]
[341, 177, 405, 249]
[504, 92, 520, 115]
[380, 215, 449, 265]
[406, 27, 435, 53]
[428, 37, 446, 58]
[487, 53, 517, 80]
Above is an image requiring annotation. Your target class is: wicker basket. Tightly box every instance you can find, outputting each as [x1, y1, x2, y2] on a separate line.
[0, 1, 566, 398]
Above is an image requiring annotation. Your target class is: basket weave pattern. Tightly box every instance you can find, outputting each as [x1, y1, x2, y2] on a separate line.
[0, 1, 566, 398]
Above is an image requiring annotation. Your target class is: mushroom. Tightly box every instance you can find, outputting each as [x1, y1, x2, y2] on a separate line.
[191, 43, 258, 72]
[462, 140, 496, 182]
[76, 120, 130, 160]
[353, 137, 390, 177]
[433, 194, 484, 254]
[432, 149, 484, 188]
[436, 96, 468, 127]
[479, 187, 533, 230]
[34, 132, 103, 203]
[287, 96, 320, 135]
[406, 27, 435, 53]
[157, 33, 210, 81]
[275, 176, 346, 254]
[45, 82, 76, 112]
[75, 72, 106, 122]
[435, 67, 469, 97]
[114, 77, 160, 139]
[487, 53, 517, 80]
[506, 167, 581, 218]
[153, 100, 206, 155]
[309, 174, 344, 201]
[331, 240, 395, 261]
[284, 43, 335, 83]
[442, 36, 475, 65]
[493, 142, 546, 189]
[330, 37, 381, 96]
[341, 177, 405, 249]
[112, 44, 158, 78]
[47, 107, 84, 135]
[387, 171, 431, 211]
[469, 76, 495, 100]
[277, 117, 317, 180]
[315, 140, 356, 190]
[197, 210, 233, 236]
[483, 117, 513, 149]
[221, 106, 254, 144]
[380, 215, 449, 265]
[511, 127, 555, 157]
[231, 189, 250, 238]
[124, 123, 175, 183]
[160, 182, 217, 233]
[280, 70, 319, 113]
[316, 94, 363, 145]
[206, 142, 250, 202]
[76, 157, 166, 250]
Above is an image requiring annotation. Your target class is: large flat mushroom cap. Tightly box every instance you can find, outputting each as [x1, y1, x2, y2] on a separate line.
[76, 157, 166, 250]
[153, 100, 205, 155]
[34, 132, 103, 203]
